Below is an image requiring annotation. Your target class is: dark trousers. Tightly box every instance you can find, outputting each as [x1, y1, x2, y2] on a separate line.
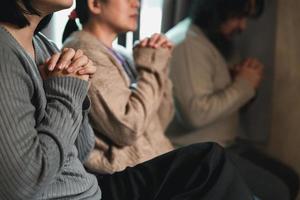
[97, 143, 255, 200]
[228, 151, 291, 200]
[228, 142, 299, 200]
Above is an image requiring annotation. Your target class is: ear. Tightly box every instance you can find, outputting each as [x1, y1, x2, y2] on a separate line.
[87, 0, 102, 15]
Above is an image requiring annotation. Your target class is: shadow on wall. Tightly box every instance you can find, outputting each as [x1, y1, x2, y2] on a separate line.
[267, 0, 300, 179]
[233, 0, 277, 144]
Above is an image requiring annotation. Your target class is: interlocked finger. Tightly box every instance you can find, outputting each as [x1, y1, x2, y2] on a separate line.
[67, 55, 89, 73]
[56, 48, 76, 70]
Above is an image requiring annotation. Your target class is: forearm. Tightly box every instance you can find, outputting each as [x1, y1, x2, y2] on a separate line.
[76, 97, 95, 162]
[89, 47, 170, 147]
[157, 77, 175, 130]
[0, 74, 88, 199]
[89, 68, 165, 147]
[181, 78, 255, 128]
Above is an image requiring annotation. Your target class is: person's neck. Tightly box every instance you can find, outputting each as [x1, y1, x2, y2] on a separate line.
[83, 19, 117, 49]
[0, 15, 41, 60]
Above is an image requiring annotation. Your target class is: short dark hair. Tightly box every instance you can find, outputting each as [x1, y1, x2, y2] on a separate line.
[0, 0, 52, 33]
[0, 0, 41, 28]
[190, 0, 265, 32]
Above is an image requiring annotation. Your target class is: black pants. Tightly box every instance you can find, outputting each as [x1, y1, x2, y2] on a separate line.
[97, 143, 255, 200]
[228, 142, 299, 200]
[228, 151, 291, 200]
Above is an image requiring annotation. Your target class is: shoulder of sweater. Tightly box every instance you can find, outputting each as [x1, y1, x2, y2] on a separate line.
[171, 27, 220, 64]
[0, 31, 54, 66]
[63, 31, 120, 70]
[64, 31, 110, 58]
[0, 44, 23, 68]
[0, 30, 19, 57]
[63, 31, 106, 53]
[0, 46, 32, 91]
[171, 34, 212, 60]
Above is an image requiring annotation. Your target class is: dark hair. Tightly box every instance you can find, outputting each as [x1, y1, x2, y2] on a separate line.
[36, 14, 53, 33]
[62, 0, 91, 43]
[62, 0, 109, 43]
[0, 0, 52, 33]
[190, 0, 265, 33]
[189, 0, 264, 60]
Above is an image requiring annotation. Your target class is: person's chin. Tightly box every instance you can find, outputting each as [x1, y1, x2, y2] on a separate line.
[128, 24, 138, 32]
[65, 0, 74, 7]
[58, 0, 74, 10]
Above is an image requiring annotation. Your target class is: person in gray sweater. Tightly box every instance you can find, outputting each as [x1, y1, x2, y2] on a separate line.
[0, 0, 261, 199]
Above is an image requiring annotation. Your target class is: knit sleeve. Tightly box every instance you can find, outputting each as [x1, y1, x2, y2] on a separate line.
[156, 62, 175, 131]
[171, 39, 255, 129]
[0, 49, 88, 199]
[75, 97, 95, 163]
[80, 46, 170, 147]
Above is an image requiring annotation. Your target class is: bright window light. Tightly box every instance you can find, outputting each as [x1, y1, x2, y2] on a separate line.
[139, 0, 164, 39]
[47, 0, 164, 49]
[126, 32, 134, 50]
[50, 6, 75, 48]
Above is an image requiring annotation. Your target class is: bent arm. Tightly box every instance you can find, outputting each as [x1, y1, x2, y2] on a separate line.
[171, 42, 255, 129]
[0, 52, 88, 199]
[76, 97, 95, 163]
[157, 66, 175, 130]
[86, 47, 170, 146]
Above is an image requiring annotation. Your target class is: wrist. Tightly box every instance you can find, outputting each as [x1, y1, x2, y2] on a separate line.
[44, 76, 89, 108]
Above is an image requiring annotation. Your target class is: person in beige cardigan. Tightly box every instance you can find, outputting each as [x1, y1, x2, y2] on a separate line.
[166, 0, 298, 199]
[62, 0, 174, 174]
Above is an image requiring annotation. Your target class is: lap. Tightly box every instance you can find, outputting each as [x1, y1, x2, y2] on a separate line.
[97, 143, 254, 200]
[227, 149, 291, 200]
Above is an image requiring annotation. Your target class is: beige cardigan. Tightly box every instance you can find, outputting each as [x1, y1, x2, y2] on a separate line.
[64, 31, 174, 174]
[166, 19, 255, 147]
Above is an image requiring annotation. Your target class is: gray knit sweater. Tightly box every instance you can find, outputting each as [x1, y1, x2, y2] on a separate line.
[0, 27, 101, 199]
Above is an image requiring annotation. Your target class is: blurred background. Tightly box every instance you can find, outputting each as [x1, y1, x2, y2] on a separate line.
[44, 0, 300, 197]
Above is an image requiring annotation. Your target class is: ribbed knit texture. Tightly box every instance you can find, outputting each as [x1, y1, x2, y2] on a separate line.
[0, 27, 101, 199]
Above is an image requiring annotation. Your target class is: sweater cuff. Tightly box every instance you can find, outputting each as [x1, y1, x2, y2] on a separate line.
[44, 76, 88, 109]
[233, 77, 256, 100]
[133, 47, 171, 72]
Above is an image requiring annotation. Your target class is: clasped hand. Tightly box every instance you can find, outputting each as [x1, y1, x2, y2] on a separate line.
[40, 48, 96, 83]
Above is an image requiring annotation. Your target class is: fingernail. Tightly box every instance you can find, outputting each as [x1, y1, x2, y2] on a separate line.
[49, 65, 54, 71]
[68, 67, 74, 72]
